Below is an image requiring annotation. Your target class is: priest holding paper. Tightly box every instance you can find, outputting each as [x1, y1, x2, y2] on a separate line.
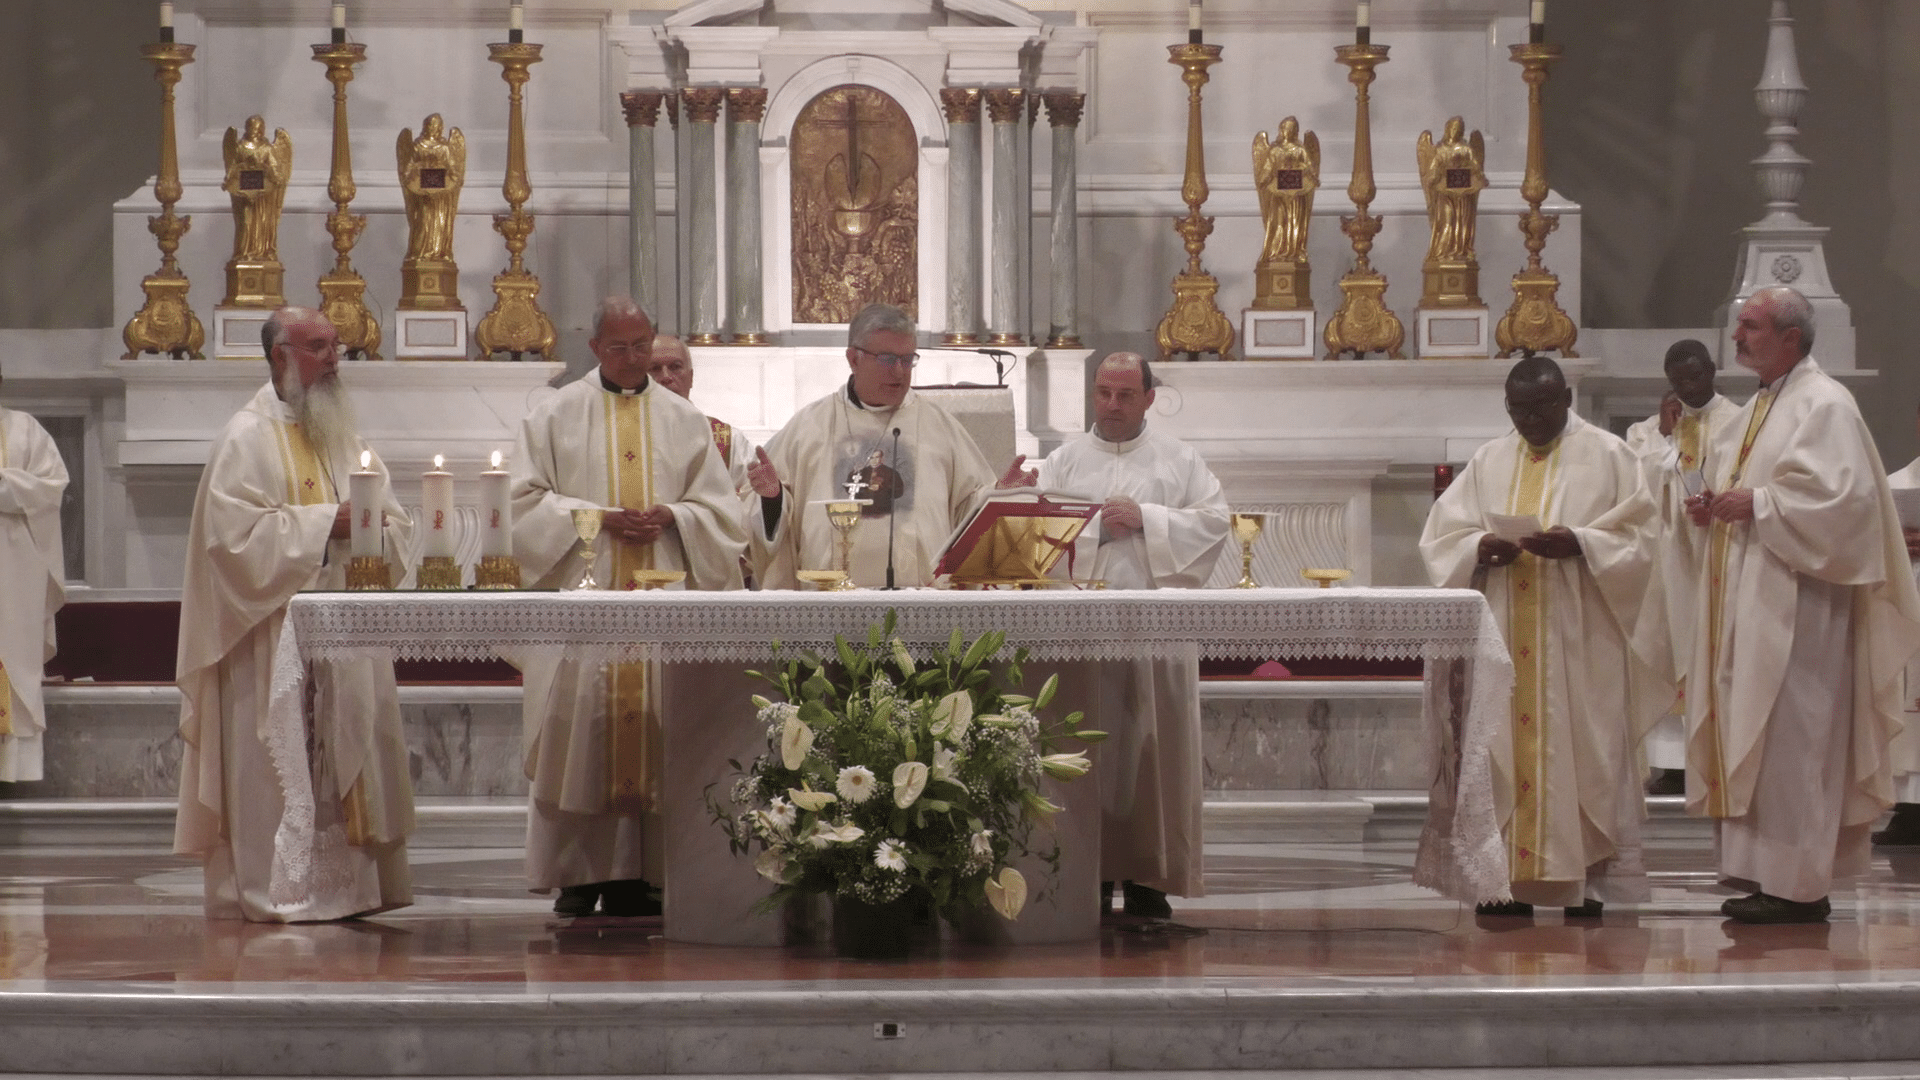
[175, 307, 416, 922]
[1683, 287, 1920, 922]
[0, 365, 68, 783]
[746, 303, 996, 588]
[1420, 355, 1664, 919]
[510, 297, 746, 917]
[1029, 352, 1230, 916]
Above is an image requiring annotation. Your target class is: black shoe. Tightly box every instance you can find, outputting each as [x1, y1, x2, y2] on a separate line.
[1872, 804, 1920, 846]
[599, 878, 662, 918]
[1121, 881, 1172, 919]
[554, 884, 600, 917]
[1563, 898, 1604, 919]
[1645, 769, 1686, 796]
[1474, 900, 1534, 917]
[1720, 891, 1830, 924]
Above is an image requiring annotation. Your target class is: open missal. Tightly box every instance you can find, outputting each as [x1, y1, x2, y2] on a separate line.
[934, 490, 1102, 584]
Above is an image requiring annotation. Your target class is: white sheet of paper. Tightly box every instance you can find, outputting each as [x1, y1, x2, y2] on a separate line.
[1893, 487, 1920, 531]
[1485, 513, 1543, 542]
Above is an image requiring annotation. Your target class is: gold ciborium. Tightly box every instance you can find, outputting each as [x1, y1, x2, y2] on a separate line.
[823, 499, 870, 591]
[1303, 568, 1353, 589]
[571, 507, 604, 590]
[1229, 512, 1265, 589]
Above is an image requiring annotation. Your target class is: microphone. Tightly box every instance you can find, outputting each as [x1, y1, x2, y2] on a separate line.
[884, 427, 902, 590]
[973, 348, 1016, 387]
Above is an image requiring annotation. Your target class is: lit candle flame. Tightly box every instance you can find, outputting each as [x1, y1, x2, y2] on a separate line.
[433, 453, 445, 470]
[491, 450, 504, 469]
[359, 449, 371, 470]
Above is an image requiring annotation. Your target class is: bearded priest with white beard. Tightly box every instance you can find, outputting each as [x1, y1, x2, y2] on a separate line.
[174, 307, 417, 922]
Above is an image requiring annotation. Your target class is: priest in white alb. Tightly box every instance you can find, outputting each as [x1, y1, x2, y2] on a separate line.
[1879, 399, 1920, 847]
[175, 307, 416, 922]
[1622, 339, 1740, 795]
[746, 304, 997, 589]
[1024, 352, 1230, 917]
[0, 364, 69, 783]
[1682, 287, 1920, 923]
[511, 297, 747, 918]
[1421, 355, 1665, 919]
[646, 334, 757, 497]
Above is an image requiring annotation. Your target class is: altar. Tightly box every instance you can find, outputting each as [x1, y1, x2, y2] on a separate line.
[266, 586, 1513, 943]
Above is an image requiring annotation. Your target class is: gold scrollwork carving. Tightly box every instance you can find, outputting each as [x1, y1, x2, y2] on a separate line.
[790, 86, 919, 324]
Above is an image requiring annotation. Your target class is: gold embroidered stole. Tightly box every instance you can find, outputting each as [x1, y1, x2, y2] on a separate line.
[1503, 436, 1561, 881]
[1674, 409, 1705, 474]
[0, 414, 10, 735]
[1698, 387, 1778, 817]
[708, 417, 733, 463]
[605, 393, 658, 807]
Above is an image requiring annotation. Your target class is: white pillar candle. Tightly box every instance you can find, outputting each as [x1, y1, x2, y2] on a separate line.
[159, 2, 173, 28]
[1356, 1, 1370, 29]
[332, 2, 346, 29]
[422, 454, 456, 558]
[349, 449, 382, 559]
[479, 450, 513, 557]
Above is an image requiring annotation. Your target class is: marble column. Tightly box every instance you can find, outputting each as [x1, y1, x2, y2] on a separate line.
[940, 88, 983, 345]
[725, 87, 768, 345]
[667, 94, 686, 335]
[984, 87, 1027, 346]
[1042, 91, 1085, 349]
[619, 90, 666, 319]
[1019, 93, 1037, 344]
[682, 87, 726, 345]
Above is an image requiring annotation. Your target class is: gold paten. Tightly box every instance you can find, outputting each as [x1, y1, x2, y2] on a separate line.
[313, 42, 381, 360]
[123, 42, 205, 359]
[475, 42, 558, 360]
[1416, 118, 1487, 309]
[396, 114, 467, 312]
[791, 86, 919, 324]
[1251, 118, 1319, 312]
[219, 116, 292, 309]
[1155, 44, 1235, 360]
[1324, 44, 1405, 360]
[1496, 44, 1579, 359]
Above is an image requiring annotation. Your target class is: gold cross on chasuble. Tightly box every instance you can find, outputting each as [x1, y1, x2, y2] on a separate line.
[1502, 438, 1561, 881]
[604, 393, 660, 808]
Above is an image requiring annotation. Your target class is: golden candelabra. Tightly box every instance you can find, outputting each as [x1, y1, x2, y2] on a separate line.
[1323, 44, 1405, 360]
[1153, 43, 1234, 361]
[474, 554, 522, 590]
[474, 42, 559, 361]
[1495, 43, 1579, 358]
[313, 42, 382, 360]
[122, 41, 205, 359]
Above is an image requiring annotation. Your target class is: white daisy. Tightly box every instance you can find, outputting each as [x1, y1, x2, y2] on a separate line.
[874, 838, 908, 872]
[837, 765, 877, 804]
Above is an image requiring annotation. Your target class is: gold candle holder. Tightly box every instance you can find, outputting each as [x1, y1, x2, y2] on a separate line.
[1495, 43, 1579, 359]
[475, 42, 559, 361]
[346, 555, 392, 591]
[416, 555, 462, 590]
[474, 554, 522, 590]
[1153, 43, 1235, 361]
[313, 42, 382, 360]
[1323, 44, 1405, 360]
[122, 42, 206, 360]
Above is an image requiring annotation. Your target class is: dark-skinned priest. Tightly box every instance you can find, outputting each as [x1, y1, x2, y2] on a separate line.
[510, 297, 747, 918]
[1420, 355, 1666, 921]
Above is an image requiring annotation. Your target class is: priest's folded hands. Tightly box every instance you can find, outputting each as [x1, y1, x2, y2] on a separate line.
[603, 504, 674, 545]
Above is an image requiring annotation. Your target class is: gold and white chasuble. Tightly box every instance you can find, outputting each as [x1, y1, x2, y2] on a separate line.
[0, 406, 68, 782]
[1421, 413, 1667, 906]
[510, 377, 746, 890]
[175, 383, 416, 921]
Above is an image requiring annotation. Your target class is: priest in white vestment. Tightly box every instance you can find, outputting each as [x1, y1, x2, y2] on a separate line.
[511, 298, 747, 917]
[647, 335, 757, 496]
[175, 308, 416, 922]
[1879, 402, 1920, 846]
[1622, 340, 1741, 795]
[0, 371, 68, 784]
[1684, 287, 1920, 922]
[1029, 353, 1229, 916]
[1421, 356, 1665, 918]
[746, 304, 996, 589]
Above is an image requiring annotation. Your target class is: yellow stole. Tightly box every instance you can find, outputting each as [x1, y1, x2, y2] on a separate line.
[708, 417, 733, 464]
[0, 413, 10, 736]
[1502, 435, 1561, 881]
[1697, 386, 1779, 817]
[605, 392, 659, 807]
[1674, 407, 1706, 474]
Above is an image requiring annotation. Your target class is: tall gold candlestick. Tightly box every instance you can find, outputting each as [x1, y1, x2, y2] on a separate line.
[1495, 42, 1579, 358]
[1323, 44, 1404, 359]
[475, 42, 559, 361]
[313, 42, 381, 360]
[122, 41, 206, 359]
[1154, 43, 1235, 361]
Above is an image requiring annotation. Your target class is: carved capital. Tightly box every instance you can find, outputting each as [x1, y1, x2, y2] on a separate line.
[939, 87, 981, 125]
[727, 86, 768, 124]
[984, 87, 1027, 125]
[683, 86, 726, 124]
[1042, 91, 1085, 128]
[664, 93, 680, 129]
[619, 90, 665, 128]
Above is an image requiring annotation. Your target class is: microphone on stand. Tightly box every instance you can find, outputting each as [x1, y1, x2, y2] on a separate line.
[973, 348, 1016, 387]
[884, 426, 902, 590]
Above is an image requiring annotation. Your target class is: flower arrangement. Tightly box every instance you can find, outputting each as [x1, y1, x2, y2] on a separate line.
[714, 613, 1104, 924]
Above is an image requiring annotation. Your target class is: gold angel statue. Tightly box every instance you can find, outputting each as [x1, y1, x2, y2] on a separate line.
[1415, 117, 1487, 263]
[1252, 117, 1319, 265]
[221, 116, 292, 262]
[396, 114, 466, 263]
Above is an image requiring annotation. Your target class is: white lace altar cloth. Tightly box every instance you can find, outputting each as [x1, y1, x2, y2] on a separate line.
[263, 587, 1514, 907]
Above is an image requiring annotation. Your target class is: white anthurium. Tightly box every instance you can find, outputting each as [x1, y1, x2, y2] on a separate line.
[788, 786, 836, 812]
[1038, 752, 1092, 780]
[874, 838, 908, 872]
[814, 821, 865, 846]
[930, 689, 973, 740]
[892, 761, 929, 808]
[780, 715, 815, 770]
[836, 765, 877, 804]
[969, 830, 994, 858]
[983, 866, 1028, 920]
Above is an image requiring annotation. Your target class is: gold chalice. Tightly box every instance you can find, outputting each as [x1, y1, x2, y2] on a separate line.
[823, 499, 870, 591]
[571, 507, 604, 590]
[1230, 513, 1265, 589]
[1302, 568, 1352, 589]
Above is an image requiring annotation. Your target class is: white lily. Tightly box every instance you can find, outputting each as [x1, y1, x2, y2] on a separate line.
[892, 761, 929, 808]
[754, 849, 793, 883]
[930, 744, 958, 780]
[983, 866, 1028, 920]
[969, 829, 994, 859]
[1038, 752, 1091, 779]
[788, 786, 836, 812]
[780, 715, 814, 770]
[811, 821, 865, 847]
